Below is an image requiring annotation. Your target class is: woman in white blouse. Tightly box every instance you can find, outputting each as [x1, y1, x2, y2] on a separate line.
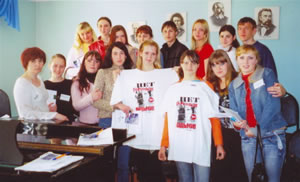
[13, 47, 68, 122]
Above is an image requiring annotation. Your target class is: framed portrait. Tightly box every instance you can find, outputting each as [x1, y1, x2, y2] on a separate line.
[167, 12, 187, 42]
[254, 7, 280, 40]
[127, 21, 146, 47]
[208, 0, 231, 32]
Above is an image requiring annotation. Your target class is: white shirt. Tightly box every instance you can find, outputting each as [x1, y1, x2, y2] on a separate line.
[13, 76, 56, 120]
[65, 47, 84, 79]
[217, 45, 239, 72]
[162, 80, 219, 166]
[110, 68, 178, 150]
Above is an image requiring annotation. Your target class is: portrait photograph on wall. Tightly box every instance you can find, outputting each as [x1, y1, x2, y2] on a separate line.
[208, 0, 231, 32]
[255, 6, 280, 40]
[168, 12, 187, 42]
[127, 21, 146, 47]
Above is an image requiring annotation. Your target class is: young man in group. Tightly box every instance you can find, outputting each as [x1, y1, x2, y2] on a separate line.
[237, 17, 278, 78]
[161, 21, 188, 68]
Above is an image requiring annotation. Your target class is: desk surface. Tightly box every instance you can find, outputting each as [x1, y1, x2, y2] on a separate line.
[0, 119, 135, 182]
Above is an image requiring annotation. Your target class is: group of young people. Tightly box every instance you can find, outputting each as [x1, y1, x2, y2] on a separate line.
[13, 15, 287, 182]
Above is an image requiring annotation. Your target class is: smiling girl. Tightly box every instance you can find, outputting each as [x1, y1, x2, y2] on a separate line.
[159, 50, 225, 182]
[66, 22, 98, 79]
[111, 40, 178, 181]
[191, 19, 214, 79]
[229, 45, 287, 182]
[217, 25, 240, 72]
[44, 54, 78, 122]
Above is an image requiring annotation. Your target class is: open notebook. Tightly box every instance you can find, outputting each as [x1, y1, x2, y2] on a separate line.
[15, 152, 84, 173]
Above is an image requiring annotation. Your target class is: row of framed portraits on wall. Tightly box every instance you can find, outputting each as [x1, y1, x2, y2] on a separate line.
[127, 0, 280, 47]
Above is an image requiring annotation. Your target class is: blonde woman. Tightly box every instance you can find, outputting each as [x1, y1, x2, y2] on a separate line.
[44, 54, 78, 122]
[66, 22, 97, 79]
[111, 40, 178, 181]
[191, 19, 214, 79]
[229, 45, 287, 182]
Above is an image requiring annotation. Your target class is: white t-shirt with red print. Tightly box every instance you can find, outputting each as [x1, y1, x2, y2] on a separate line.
[161, 80, 220, 167]
[110, 68, 178, 150]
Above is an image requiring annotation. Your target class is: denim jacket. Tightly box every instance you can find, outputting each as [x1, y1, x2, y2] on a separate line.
[229, 65, 287, 137]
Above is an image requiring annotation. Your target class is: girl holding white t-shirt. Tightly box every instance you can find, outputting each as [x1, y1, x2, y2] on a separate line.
[111, 40, 178, 182]
[158, 50, 225, 182]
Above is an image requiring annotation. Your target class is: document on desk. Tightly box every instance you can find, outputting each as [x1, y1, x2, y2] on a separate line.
[14, 152, 83, 173]
[77, 127, 114, 146]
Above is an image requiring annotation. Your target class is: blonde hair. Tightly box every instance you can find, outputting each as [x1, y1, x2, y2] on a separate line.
[191, 19, 210, 50]
[50, 54, 66, 67]
[236, 45, 261, 64]
[73, 22, 97, 51]
[136, 40, 161, 70]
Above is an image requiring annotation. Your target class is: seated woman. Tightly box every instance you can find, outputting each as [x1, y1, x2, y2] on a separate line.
[229, 45, 287, 182]
[14, 47, 68, 142]
[71, 50, 102, 126]
[14, 47, 68, 122]
[44, 54, 78, 122]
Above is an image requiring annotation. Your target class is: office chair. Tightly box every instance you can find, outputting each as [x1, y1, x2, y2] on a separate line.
[280, 92, 300, 182]
[281, 92, 299, 130]
[0, 89, 11, 117]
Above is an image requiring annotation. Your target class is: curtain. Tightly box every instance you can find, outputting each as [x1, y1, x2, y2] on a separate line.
[0, 0, 20, 31]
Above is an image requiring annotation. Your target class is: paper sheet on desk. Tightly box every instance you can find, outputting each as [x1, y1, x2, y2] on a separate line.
[15, 152, 83, 173]
[218, 106, 243, 121]
[77, 128, 114, 146]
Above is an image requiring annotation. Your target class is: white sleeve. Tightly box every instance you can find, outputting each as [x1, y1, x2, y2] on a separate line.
[13, 78, 57, 120]
[161, 87, 172, 115]
[110, 73, 123, 106]
[65, 48, 82, 79]
[204, 84, 220, 118]
[169, 69, 180, 83]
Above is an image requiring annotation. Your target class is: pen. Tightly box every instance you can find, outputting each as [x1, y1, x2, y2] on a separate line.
[90, 129, 103, 138]
[53, 152, 70, 160]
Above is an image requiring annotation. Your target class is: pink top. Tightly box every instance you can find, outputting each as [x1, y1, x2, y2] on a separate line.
[195, 43, 214, 79]
[71, 80, 98, 124]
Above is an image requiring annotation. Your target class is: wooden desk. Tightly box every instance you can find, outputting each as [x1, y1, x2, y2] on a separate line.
[0, 119, 135, 182]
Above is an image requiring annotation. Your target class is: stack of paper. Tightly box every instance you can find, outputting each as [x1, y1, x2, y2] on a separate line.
[15, 152, 83, 173]
[77, 127, 114, 146]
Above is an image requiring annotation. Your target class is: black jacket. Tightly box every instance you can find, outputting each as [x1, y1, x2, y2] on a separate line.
[160, 39, 188, 68]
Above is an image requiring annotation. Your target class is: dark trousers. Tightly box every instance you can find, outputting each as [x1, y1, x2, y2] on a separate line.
[131, 148, 165, 182]
[210, 127, 248, 182]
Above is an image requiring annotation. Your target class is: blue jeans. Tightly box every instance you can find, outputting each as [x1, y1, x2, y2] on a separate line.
[241, 133, 286, 182]
[98, 118, 112, 128]
[176, 161, 210, 182]
[117, 145, 131, 182]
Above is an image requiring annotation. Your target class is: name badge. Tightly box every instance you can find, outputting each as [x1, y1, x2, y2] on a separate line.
[60, 94, 70, 102]
[47, 89, 57, 104]
[253, 79, 265, 89]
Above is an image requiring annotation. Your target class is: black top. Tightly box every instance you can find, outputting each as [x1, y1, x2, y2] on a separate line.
[160, 39, 188, 68]
[218, 90, 232, 129]
[44, 79, 78, 121]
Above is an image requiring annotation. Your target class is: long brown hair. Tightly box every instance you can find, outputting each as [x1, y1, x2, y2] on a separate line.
[108, 25, 129, 46]
[178, 50, 200, 79]
[77, 51, 102, 94]
[206, 50, 237, 96]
